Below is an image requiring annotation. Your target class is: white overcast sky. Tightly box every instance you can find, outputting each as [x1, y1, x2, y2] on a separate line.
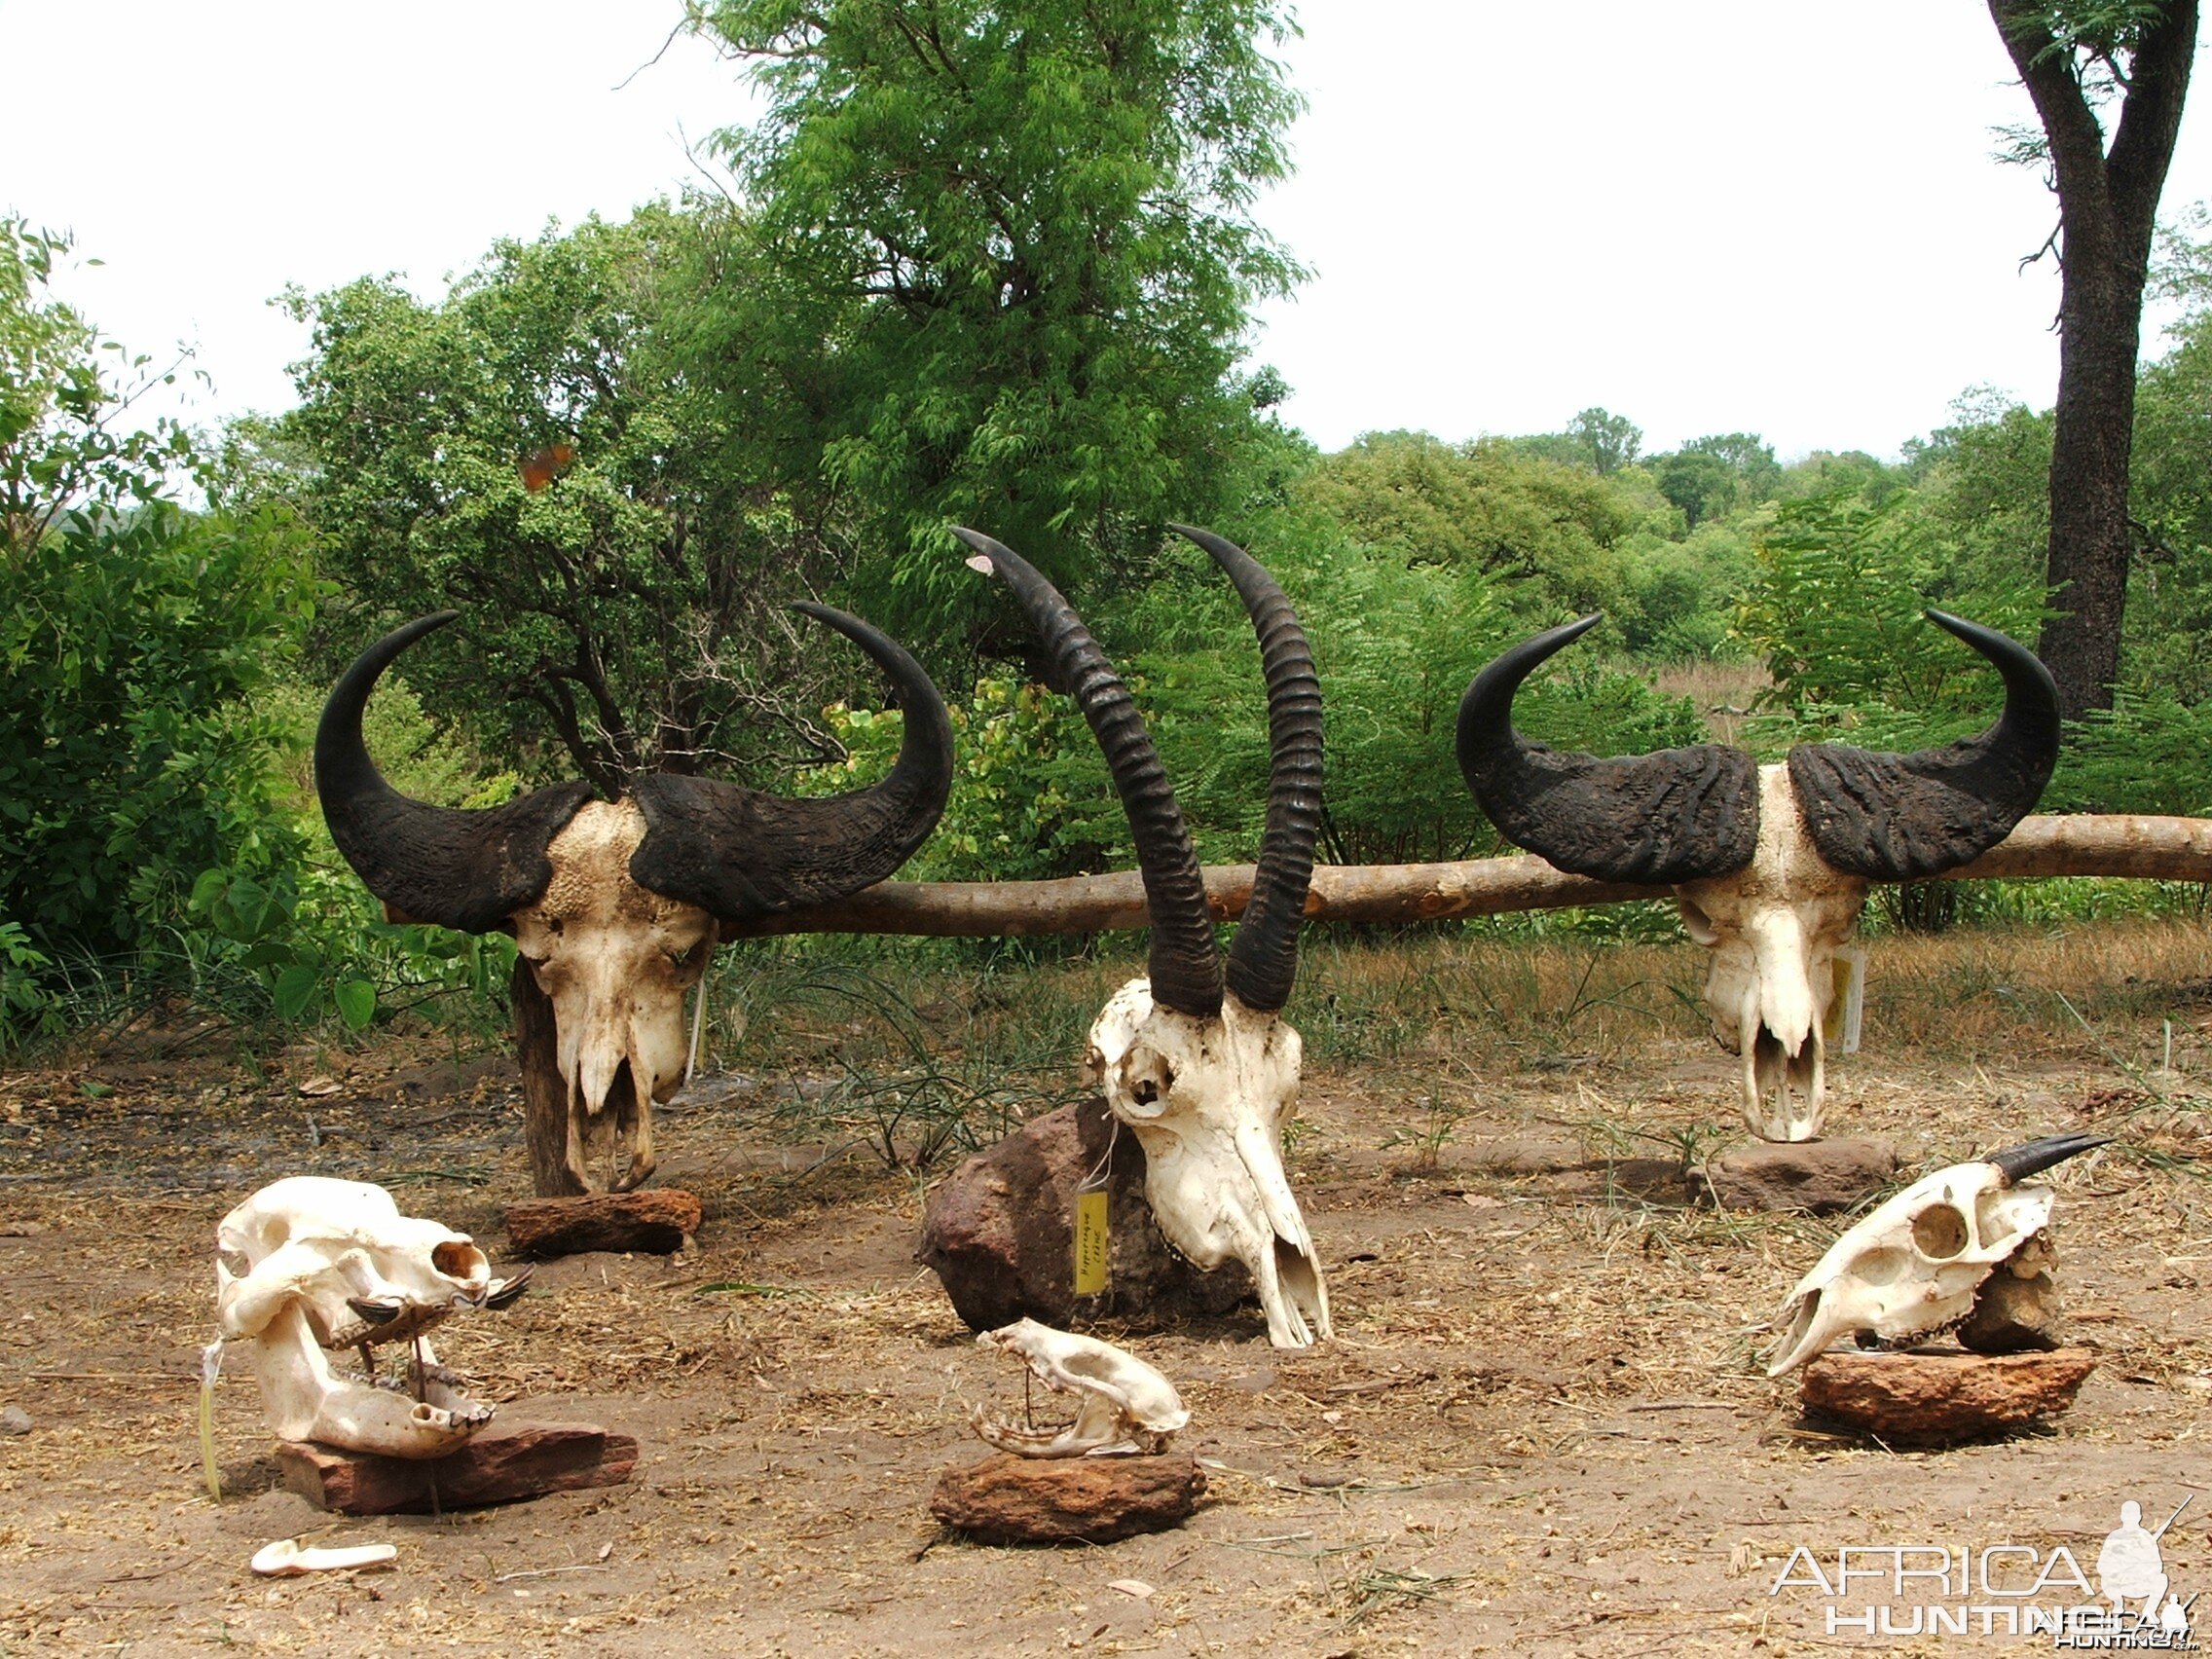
[5, 1, 2211, 461]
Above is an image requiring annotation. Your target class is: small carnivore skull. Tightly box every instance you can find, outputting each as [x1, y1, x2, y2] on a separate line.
[215, 1177, 529, 1457]
[511, 800, 717, 1195]
[1676, 765, 1868, 1142]
[1084, 980, 1331, 1349]
[1764, 1133, 2105, 1376]
[973, 1318, 1190, 1457]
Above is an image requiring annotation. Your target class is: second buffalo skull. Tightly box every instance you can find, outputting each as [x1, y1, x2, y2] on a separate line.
[1457, 610, 2059, 1142]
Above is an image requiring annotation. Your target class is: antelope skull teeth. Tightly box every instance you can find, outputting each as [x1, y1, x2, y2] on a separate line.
[1764, 1134, 2105, 1375]
[214, 1177, 529, 1458]
[971, 1318, 1190, 1457]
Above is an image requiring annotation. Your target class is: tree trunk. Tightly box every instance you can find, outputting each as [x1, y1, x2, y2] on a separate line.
[1989, 0, 2198, 720]
[511, 954, 587, 1198]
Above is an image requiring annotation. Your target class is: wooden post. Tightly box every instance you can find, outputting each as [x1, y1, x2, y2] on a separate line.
[511, 955, 586, 1198]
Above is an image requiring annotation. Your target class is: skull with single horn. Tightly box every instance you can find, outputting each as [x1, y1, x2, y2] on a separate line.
[316, 607, 952, 1195]
[1458, 611, 2059, 1141]
[954, 525, 1333, 1349]
[1764, 1132, 2106, 1375]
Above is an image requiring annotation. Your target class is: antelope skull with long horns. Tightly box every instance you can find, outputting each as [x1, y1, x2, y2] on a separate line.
[316, 607, 953, 1194]
[1458, 611, 2059, 1142]
[953, 525, 1332, 1349]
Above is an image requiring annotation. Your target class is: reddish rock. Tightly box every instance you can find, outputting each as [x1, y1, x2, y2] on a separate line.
[917, 1098, 1251, 1331]
[1694, 1138, 1898, 1214]
[1798, 1347, 2095, 1444]
[930, 1453, 1203, 1543]
[277, 1422, 638, 1515]
[504, 1190, 701, 1258]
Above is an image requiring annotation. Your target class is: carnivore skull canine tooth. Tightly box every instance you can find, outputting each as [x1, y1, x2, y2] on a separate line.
[315, 606, 952, 1194]
[955, 524, 1333, 1349]
[1763, 1132, 2106, 1375]
[972, 1319, 1190, 1457]
[1457, 610, 2059, 1141]
[214, 1177, 530, 1457]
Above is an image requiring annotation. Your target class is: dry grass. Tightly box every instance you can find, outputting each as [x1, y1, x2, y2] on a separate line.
[1649, 657, 1772, 746]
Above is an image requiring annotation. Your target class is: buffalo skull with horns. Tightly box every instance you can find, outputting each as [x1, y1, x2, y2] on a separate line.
[316, 608, 953, 1195]
[953, 525, 1333, 1349]
[1458, 611, 2059, 1142]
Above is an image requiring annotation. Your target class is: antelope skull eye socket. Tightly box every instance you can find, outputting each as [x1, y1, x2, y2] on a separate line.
[1911, 1203, 1972, 1260]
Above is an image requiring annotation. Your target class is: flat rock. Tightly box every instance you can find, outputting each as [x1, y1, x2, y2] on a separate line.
[1693, 1138, 1897, 1214]
[276, 1422, 638, 1515]
[918, 1098, 1252, 1331]
[1798, 1346, 2095, 1444]
[504, 1190, 700, 1258]
[931, 1453, 1204, 1544]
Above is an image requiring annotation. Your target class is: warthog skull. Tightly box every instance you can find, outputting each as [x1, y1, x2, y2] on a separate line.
[316, 607, 952, 1194]
[957, 525, 1333, 1349]
[215, 1176, 531, 1457]
[1764, 1133, 2104, 1375]
[972, 1318, 1190, 1456]
[1458, 611, 2059, 1141]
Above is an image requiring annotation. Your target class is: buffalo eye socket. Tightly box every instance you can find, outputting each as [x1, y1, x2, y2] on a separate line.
[546, 917, 565, 937]
[667, 940, 708, 971]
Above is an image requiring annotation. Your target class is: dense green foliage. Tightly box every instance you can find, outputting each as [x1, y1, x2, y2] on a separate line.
[5, 1, 2211, 1051]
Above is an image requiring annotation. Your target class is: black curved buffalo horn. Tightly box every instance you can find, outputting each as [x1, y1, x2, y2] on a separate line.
[1787, 610, 2061, 881]
[953, 527, 1225, 1017]
[628, 604, 955, 924]
[1986, 1131, 2109, 1187]
[315, 613, 595, 934]
[1456, 615, 1760, 884]
[1169, 524, 1321, 1014]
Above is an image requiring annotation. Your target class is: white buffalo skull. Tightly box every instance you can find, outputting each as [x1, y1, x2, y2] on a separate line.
[214, 1176, 531, 1457]
[1763, 1133, 2104, 1375]
[315, 607, 952, 1194]
[972, 1318, 1190, 1457]
[957, 525, 1334, 1348]
[1458, 610, 2060, 1141]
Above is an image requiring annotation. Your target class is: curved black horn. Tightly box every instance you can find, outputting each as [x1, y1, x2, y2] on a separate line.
[628, 605, 955, 924]
[1170, 525, 1319, 1014]
[953, 527, 1223, 1017]
[1987, 1131, 2109, 1186]
[315, 612, 595, 933]
[1787, 610, 2061, 880]
[1456, 615, 1759, 884]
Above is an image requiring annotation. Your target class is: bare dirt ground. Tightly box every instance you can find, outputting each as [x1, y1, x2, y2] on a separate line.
[2, 934, 2209, 1657]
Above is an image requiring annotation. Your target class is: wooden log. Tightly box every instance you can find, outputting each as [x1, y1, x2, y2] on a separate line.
[719, 813, 2212, 940]
[511, 954, 586, 1199]
[276, 1422, 637, 1515]
[504, 1190, 702, 1259]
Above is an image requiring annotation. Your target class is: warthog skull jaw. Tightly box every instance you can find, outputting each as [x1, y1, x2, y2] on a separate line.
[1676, 765, 1869, 1143]
[971, 1318, 1191, 1457]
[1084, 980, 1332, 1349]
[511, 801, 716, 1195]
[215, 1177, 527, 1457]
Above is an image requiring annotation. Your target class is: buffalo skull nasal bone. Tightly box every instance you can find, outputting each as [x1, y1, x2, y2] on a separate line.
[513, 799, 717, 1195]
[214, 1177, 530, 1458]
[1764, 1133, 2107, 1376]
[973, 1319, 1190, 1457]
[1675, 764, 1868, 1143]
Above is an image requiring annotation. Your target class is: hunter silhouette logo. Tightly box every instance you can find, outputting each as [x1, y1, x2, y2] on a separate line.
[1766, 1492, 2197, 1646]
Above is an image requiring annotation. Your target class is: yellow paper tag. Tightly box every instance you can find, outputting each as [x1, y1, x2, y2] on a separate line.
[1825, 945, 1865, 1054]
[1074, 1190, 1109, 1295]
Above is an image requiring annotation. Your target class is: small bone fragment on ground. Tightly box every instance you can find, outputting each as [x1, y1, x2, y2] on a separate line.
[930, 1452, 1204, 1543]
[250, 1538, 398, 1576]
[278, 1422, 638, 1515]
[1693, 1138, 1898, 1214]
[1797, 1347, 2095, 1444]
[503, 1190, 701, 1259]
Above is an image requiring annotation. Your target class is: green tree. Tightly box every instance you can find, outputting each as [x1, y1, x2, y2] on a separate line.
[1988, 0, 2198, 719]
[1567, 406, 1642, 475]
[0, 221, 313, 971]
[683, 0, 1307, 631]
[270, 208, 865, 794]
